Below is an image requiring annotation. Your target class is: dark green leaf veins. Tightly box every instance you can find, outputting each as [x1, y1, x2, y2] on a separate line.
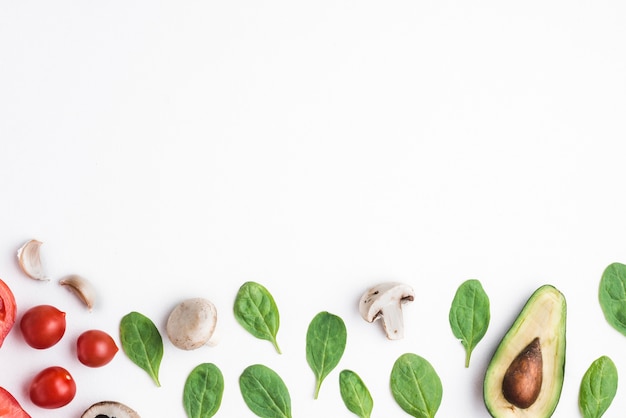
[119, 311, 163, 387]
[239, 364, 292, 418]
[390, 353, 442, 418]
[599, 262, 626, 337]
[306, 311, 347, 399]
[339, 369, 373, 418]
[234, 281, 282, 353]
[579, 355, 618, 418]
[448, 279, 490, 367]
[183, 363, 224, 418]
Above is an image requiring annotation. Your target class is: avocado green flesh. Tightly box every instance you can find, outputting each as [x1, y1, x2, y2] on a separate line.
[484, 285, 566, 418]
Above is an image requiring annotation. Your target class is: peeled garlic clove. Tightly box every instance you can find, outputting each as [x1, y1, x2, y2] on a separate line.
[59, 274, 96, 311]
[17, 239, 48, 280]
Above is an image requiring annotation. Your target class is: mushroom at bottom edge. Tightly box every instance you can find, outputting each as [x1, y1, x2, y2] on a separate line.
[81, 400, 140, 418]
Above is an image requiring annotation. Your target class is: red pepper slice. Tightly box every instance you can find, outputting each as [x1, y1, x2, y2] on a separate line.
[0, 387, 31, 417]
[0, 278, 17, 347]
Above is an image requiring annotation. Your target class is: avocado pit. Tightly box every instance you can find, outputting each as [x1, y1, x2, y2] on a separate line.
[502, 337, 542, 409]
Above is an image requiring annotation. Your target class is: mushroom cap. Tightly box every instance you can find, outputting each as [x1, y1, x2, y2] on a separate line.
[359, 282, 415, 322]
[166, 298, 218, 350]
[81, 400, 140, 418]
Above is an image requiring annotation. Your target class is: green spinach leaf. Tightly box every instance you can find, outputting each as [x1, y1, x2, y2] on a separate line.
[239, 364, 292, 418]
[339, 369, 373, 418]
[390, 353, 442, 418]
[599, 262, 626, 336]
[579, 355, 618, 418]
[234, 281, 281, 353]
[183, 363, 224, 418]
[306, 311, 347, 399]
[119, 311, 163, 386]
[448, 279, 490, 367]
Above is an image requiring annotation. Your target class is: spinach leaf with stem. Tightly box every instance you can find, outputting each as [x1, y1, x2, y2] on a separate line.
[234, 281, 282, 353]
[119, 311, 163, 386]
[448, 279, 490, 367]
[183, 363, 224, 418]
[599, 262, 626, 336]
[579, 355, 618, 418]
[390, 353, 442, 418]
[339, 369, 373, 418]
[239, 364, 292, 418]
[306, 311, 347, 399]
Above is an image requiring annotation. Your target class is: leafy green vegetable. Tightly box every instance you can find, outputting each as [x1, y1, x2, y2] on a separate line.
[390, 353, 442, 418]
[239, 364, 292, 418]
[339, 369, 373, 418]
[599, 262, 626, 336]
[579, 356, 618, 418]
[448, 279, 490, 367]
[119, 311, 163, 386]
[306, 311, 347, 399]
[234, 281, 282, 353]
[183, 363, 224, 418]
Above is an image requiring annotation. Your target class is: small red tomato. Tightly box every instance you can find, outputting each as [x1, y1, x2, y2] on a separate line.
[29, 366, 76, 409]
[20, 305, 66, 349]
[0, 278, 17, 347]
[76, 329, 118, 367]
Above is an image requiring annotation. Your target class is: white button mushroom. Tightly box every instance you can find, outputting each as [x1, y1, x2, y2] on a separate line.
[359, 282, 415, 340]
[81, 400, 140, 418]
[166, 298, 219, 350]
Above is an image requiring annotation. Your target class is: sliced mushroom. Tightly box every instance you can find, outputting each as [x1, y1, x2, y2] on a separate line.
[359, 282, 415, 340]
[59, 274, 97, 311]
[17, 239, 48, 280]
[81, 400, 140, 418]
[166, 298, 219, 350]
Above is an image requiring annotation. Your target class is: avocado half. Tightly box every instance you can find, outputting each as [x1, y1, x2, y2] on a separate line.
[483, 285, 566, 418]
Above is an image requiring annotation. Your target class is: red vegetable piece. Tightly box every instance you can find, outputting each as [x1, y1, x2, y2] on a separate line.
[0, 387, 31, 417]
[0, 278, 17, 347]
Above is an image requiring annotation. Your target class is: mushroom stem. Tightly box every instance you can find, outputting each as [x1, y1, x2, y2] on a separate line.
[206, 329, 220, 347]
[380, 306, 406, 340]
[359, 282, 415, 340]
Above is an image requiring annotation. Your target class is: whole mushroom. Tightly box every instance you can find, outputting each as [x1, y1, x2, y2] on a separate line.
[359, 282, 415, 340]
[166, 298, 219, 350]
[81, 400, 140, 418]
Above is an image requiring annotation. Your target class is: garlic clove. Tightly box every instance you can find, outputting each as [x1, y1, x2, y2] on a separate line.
[59, 274, 96, 311]
[17, 239, 48, 280]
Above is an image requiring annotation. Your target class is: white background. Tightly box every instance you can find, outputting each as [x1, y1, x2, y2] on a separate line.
[1, 1, 626, 417]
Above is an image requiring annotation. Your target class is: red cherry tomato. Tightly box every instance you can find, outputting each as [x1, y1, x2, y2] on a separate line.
[76, 329, 119, 367]
[19, 305, 66, 349]
[0, 278, 17, 347]
[28, 366, 76, 409]
[0, 386, 31, 417]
